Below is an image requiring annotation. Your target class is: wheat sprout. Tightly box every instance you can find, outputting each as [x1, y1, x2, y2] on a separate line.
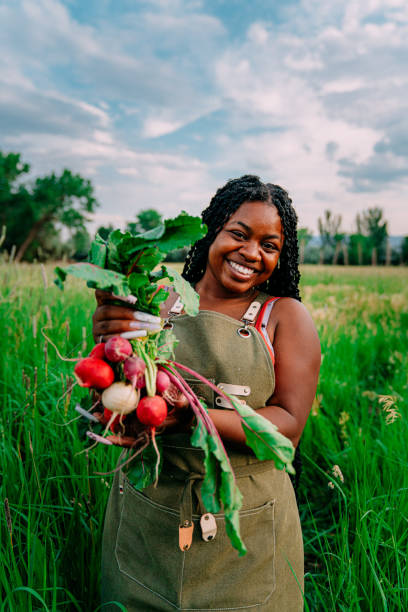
[378, 395, 401, 425]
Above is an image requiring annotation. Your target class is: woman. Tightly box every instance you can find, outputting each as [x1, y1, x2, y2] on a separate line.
[93, 175, 320, 611]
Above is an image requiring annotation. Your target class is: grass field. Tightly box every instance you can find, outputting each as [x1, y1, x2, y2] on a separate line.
[0, 262, 407, 611]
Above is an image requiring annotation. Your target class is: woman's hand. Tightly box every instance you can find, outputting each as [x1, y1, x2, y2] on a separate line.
[92, 290, 162, 342]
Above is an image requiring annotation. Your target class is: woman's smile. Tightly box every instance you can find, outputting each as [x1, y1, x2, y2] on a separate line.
[199, 200, 284, 297]
[227, 259, 258, 278]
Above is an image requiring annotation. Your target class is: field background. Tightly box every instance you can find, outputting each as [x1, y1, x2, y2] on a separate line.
[0, 263, 407, 611]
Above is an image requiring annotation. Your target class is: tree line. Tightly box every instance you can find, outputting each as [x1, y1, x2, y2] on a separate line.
[1, 151, 407, 265]
[299, 208, 408, 265]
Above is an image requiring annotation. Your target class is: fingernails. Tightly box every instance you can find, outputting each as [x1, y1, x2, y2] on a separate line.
[129, 321, 161, 331]
[112, 293, 138, 304]
[133, 311, 161, 323]
[120, 330, 147, 339]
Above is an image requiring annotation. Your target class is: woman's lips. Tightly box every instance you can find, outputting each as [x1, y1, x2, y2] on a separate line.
[227, 260, 257, 278]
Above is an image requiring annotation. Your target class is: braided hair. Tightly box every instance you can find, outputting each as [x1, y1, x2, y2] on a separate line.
[182, 175, 301, 301]
[182, 174, 303, 494]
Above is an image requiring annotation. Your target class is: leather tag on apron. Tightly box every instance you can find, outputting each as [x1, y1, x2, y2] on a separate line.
[179, 522, 194, 551]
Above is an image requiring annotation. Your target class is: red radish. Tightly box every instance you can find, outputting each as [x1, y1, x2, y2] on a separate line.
[137, 396, 167, 427]
[88, 342, 106, 360]
[156, 370, 170, 394]
[74, 358, 114, 389]
[105, 336, 133, 362]
[136, 395, 168, 486]
[124, 356, 146, 386]
[162, 382, 189, 409]
[136, 374, 146, 389]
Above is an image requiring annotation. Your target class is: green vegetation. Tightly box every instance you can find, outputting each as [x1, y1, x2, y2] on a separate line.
[0, 263, 407, 610]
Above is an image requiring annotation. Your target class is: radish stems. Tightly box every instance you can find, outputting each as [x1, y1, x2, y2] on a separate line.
[162, 364, 237, 483]
[150, 427, 160, 487]
[86, 432, 113, 445]
[95, 435, 150, 475]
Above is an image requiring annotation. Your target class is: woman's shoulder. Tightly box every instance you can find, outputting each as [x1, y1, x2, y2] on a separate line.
[265, 297, 319, 346]
[273, 296, 315, 322]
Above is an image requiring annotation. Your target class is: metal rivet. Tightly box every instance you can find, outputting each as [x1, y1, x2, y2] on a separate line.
[237, 327, 251, 338]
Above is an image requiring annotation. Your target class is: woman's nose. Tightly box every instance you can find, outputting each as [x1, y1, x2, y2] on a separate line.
[239, 241, 261, 261]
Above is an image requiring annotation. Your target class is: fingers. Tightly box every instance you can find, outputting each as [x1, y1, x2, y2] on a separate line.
[94, 304, 138, 322]
[93, 319, 162, 343]
[92, 301, 163, 342]
[95, 290, 137, 306]
[94, 305, 161, 324]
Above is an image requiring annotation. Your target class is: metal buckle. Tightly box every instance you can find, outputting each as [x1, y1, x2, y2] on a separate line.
[200, 513, 217, 542]
[237, 324, 251, 338]
[179, 521, 194, 551]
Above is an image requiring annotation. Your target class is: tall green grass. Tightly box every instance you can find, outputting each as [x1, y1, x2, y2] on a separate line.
[0, 263, 407, 610]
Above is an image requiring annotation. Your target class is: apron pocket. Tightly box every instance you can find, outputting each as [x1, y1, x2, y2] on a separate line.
[181, 500, 276, 610]
[115, 478, 184, 608]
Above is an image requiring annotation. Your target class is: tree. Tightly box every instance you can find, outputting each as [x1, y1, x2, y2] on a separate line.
[355, 208, 388, 265]
[14, 169, 98, 262]
[67, 228, 92, 261]
[317, 210, 345, 264]
[96, 225, 114, 241]
[401, 237, 408, 265]
[0, 151, 99, 261]
[0, 152, 33, 254]
[297, 227, 313, 264]
[126, 208, 162, 234]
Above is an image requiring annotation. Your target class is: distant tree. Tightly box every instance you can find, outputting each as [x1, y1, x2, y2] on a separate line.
[0, 151, 99, 262]
[318, 210, 342, 249]
[317, 210, 345, 264]
[356, 208, 388, 264]
[164, 246, 189, 263]
[401, 237, 408, 265]
[67, 227, 91, 261]
[297, 227, 313, 264]
[348, 233, 369, 265]
[126, 208, 162, 234]
[96, 225, 114, 241]
[0, 152, 32, 254]
[15, 169, 98, 262]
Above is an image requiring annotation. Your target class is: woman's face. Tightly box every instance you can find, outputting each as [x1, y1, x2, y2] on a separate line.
[204, 200, 284, 296]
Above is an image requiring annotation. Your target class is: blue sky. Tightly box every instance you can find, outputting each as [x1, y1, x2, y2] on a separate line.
[1, 0, 407, 234]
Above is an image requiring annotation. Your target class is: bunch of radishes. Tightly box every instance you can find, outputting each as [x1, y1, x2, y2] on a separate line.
[74, 336, 186, 449]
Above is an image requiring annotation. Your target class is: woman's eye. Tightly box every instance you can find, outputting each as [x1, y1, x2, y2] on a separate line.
[230, 230, 245, 239]
[263, 242, 277, 251]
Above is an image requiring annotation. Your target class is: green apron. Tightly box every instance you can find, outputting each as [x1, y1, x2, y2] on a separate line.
[101, 293, 304, 611]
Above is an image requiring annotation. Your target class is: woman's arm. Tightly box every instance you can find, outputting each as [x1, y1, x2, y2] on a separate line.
[208, 298, 321, 448]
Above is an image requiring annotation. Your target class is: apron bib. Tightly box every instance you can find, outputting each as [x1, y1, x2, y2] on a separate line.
[101, 293, 304, 611]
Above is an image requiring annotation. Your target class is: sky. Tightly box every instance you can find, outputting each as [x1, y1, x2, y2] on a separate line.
[1, 0, 407, 235]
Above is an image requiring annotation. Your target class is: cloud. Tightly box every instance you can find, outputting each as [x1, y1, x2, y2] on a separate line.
[0, 0, 407, 235]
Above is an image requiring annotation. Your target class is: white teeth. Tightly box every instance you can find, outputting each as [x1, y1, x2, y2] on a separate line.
[229, 261, 255, 276]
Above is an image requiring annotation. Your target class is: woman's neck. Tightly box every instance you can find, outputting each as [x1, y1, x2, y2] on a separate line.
[195, 277, 259, 318]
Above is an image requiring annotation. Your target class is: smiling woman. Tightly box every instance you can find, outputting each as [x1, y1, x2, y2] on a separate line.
[94, 175, 320, 611]
[202, 201, 284, 296]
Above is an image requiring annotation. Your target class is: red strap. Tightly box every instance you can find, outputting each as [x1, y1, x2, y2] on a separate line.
[254, 297, 280, 365]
